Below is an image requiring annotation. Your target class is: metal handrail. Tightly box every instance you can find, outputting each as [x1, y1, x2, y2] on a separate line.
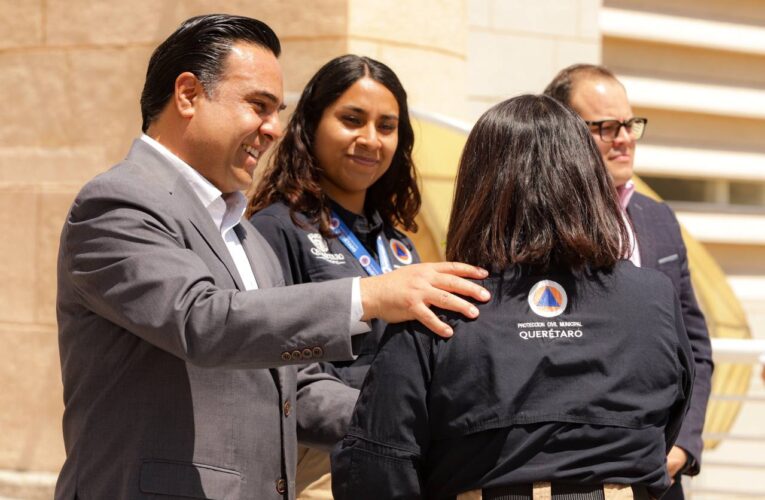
[702, 432, 765, 442]
[692, 345, 764, 498]
[703, 339, 765, 442]
[701, 460, 765, 470]
[689, 487, 765, 498]
[710, 393, 765, 402]
[710, 338, 765, 363]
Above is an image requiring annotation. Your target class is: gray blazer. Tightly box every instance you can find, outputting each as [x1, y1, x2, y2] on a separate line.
[55, 140, 357, 499]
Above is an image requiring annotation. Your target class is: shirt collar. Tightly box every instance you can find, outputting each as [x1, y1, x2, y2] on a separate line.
[616, 179, 636, 210]
[329, 198, 384, 239]
[140, 134, 247, 233]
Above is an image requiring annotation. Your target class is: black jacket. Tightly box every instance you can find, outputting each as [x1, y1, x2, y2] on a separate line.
[332, 262, 694, 499]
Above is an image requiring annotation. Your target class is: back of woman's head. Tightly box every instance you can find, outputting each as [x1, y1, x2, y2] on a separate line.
[446, 94, 628, 271]
[248, 54, 419, 236]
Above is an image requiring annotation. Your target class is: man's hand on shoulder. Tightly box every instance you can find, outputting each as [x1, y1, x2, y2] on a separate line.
[359, 262, 490, 338]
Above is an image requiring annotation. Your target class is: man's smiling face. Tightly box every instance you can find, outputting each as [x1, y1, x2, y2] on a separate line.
[185, 42, 284, 193]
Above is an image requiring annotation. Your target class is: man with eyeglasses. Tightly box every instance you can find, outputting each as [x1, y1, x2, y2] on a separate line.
[544, 64, 713, 500]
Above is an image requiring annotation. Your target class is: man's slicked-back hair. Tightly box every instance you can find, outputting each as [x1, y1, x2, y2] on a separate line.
[140, 13, 281, 132]
[446, 94, 628, 272]
[543, 64, 619, 107]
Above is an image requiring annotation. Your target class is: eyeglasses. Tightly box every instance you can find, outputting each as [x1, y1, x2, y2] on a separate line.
[584, 117, 648, 142]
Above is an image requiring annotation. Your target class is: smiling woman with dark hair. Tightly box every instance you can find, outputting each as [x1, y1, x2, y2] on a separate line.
[331, 94, 694, 500]
[248, 54, 423, 497]
[249, 54, 419, 238]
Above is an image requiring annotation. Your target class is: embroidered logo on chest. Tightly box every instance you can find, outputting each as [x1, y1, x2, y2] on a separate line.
[389, 238, 413, 265]
[306, 233, 345, 265]
[307, 233, 329, 253]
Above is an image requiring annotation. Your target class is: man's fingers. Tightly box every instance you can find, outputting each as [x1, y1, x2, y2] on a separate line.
[359, 262, 490, 325]
[411, 303, 453, 338]
[430, 261, 489, 279]
[429, 272, 491, 303]
[428, 289, 480, 319]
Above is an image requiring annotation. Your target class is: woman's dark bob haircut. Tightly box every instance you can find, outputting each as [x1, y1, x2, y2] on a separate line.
[248, 54, 420, 237]
[446, 94, 628, 271]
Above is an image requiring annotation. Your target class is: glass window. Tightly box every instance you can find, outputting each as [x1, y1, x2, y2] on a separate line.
[730, 181, 765, 207]
[641, 176, 709, 203]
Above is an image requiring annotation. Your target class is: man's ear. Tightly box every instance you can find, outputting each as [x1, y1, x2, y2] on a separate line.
[174, 72, 202, 119]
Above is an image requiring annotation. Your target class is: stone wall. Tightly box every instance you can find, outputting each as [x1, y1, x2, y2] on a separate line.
[465, 0, 602, 120]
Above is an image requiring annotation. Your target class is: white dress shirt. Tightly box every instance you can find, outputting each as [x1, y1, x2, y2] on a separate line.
[141, 134, 259, 290]
[618, 180, 641, 267]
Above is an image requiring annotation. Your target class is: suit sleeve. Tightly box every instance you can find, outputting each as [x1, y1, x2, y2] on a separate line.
[331, 322, 433, 500]
[62, 180, 356, 369]
[294, 363, 360, 450]
[251, 209, 363, 449]
[664, 204, 713, 474]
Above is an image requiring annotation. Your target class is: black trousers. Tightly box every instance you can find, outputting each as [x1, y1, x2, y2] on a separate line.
[659, 476, 684, 500]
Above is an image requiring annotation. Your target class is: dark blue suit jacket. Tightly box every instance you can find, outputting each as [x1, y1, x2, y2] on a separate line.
[627, 192, 714, 474]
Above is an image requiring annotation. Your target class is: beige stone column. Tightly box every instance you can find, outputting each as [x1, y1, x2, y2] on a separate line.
[0, 1, 355, 496]
[465, 0, 602, 120]
[345, 0, 468, 118]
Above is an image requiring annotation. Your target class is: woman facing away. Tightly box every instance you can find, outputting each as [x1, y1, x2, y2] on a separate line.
[331, 94, 694, 500]
[248, 55, 422, 496]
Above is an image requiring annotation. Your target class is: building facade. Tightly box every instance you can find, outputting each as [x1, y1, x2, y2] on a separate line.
[1, 0, 762, 497]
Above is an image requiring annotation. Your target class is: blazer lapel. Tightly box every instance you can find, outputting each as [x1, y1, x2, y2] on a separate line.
[170, 175, 246, 291]
[188, 215, 246, 291]
[627, 196, 658, 270]
[235, 222, 276, 289]
[124, 139, 246, 290]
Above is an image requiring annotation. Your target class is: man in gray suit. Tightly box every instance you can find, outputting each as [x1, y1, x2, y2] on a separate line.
[55, 14, 489, 499]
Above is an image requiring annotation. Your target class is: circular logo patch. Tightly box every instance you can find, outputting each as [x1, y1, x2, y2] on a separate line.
[528, 280, 568, 318]
[389, 238, 413, 265]
[359, 255, 371, 267]
[329, 217, 340, 230]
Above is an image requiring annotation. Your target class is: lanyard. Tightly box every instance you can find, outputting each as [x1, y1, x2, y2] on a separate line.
[330, 211, 392, 276]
